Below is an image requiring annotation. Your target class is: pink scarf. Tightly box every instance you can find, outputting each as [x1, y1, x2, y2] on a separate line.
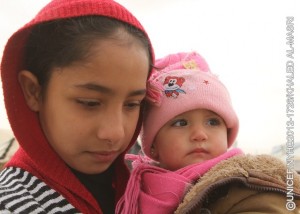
[116, 148, 243, 214]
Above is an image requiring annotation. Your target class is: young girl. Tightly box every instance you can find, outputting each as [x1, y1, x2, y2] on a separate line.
[0, 0, 154, 213]
[117, 52, 300, 213]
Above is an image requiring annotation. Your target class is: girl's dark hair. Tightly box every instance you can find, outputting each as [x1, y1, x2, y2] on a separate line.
[24, 16, 152, 91]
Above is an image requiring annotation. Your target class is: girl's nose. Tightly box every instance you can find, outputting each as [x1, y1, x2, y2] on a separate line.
[97, 111, 125, 145]
[190, 124, 208, 142]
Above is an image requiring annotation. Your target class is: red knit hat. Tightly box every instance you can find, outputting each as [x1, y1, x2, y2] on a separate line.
[1, 0, 153, 212]
[142, 52, 239, 158]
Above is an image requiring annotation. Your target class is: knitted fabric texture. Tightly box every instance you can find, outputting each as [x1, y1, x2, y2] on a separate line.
[142, 52, 239, 158]
[0, 0, 153, 213]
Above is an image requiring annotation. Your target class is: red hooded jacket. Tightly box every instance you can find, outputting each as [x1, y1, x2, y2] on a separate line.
[0, 0, 153, 213]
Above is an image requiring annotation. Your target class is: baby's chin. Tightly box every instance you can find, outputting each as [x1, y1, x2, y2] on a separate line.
[181, 158, 212, 169]
[161, 160, 209, 171]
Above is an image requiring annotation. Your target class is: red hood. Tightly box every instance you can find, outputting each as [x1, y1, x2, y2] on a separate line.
[0, 0, 154, 213]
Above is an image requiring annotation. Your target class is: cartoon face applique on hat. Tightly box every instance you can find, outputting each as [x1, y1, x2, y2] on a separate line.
[163, 76, 186, 98]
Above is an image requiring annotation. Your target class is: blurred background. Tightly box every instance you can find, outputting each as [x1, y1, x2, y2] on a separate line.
[0, 0, 299, 169]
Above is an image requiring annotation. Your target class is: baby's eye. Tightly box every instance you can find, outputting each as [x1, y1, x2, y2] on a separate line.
[171, 119, 188, 127]
[76, 99, 100, 108]
[206, 118, 221, 126]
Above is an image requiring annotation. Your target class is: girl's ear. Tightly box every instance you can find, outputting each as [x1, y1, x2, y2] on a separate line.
[18, 70, 42, 112]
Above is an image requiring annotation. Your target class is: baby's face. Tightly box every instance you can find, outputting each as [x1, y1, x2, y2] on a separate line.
[151, 109, 227, 171]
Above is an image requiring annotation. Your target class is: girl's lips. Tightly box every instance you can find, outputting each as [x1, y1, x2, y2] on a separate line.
[89, 151, 119, 162]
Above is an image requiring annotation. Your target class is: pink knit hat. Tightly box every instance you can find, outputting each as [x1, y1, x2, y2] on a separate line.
[141, 52, 239, 158]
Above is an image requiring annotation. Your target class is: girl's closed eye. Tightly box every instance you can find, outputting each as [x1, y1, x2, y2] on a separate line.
[124, 100, 142, 111]
[171, 119, 188, 127]
[76, 99, 100, 108]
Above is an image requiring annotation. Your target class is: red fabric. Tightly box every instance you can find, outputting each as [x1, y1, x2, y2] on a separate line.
[1, 0, 154, 213]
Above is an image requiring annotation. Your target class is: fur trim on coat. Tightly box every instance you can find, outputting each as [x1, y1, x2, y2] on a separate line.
[175, 154, 300, 213]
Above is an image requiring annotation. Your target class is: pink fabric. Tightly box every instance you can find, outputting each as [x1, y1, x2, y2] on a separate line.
[116, 148, 243, 214]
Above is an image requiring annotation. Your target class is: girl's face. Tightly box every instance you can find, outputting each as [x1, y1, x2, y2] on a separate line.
[36, 38, 149, 174]
[152, 109, 228, 171]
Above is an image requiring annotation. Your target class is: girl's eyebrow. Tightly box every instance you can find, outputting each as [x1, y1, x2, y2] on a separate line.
[74, 83, 146, 96]
[128, 89, 146, 97]
[74, 83, 112, 94]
